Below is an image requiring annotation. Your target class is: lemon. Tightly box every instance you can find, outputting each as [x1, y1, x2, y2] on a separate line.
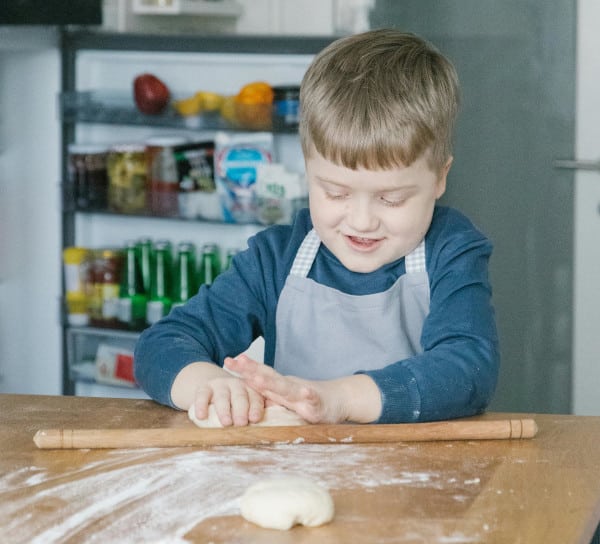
[197, 91, 224, 112]
[219, 95, 237, 124]
[173, 94, 203, 116]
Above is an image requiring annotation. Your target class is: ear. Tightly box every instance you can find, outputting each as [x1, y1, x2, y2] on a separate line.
[435, 156, 453, 199]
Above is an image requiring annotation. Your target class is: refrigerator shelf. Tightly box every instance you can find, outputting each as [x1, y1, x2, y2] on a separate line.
[68, 206, 265, 225]
[60, 90, 297, 133]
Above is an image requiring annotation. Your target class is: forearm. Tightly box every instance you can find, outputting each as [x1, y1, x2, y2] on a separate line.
[365, 337, 499, 423]
[326, 374, 382, 423]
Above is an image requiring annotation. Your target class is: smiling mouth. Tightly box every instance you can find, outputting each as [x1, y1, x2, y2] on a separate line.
[346, 235, 382, 250]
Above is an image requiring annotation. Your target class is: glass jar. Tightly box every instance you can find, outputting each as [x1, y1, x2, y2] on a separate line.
[68, 144, 109, 210]
[107, 144, 147, 214]
[87, 248, 124, 328]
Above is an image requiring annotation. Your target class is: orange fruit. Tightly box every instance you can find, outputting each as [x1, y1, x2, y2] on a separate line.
[235, 81, 274, 106]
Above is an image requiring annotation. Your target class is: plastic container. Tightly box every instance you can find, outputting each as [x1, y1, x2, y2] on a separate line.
[63, 246, 91, 326]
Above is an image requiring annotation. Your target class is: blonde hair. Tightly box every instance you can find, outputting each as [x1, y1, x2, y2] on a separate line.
[299, 29, 459, 173]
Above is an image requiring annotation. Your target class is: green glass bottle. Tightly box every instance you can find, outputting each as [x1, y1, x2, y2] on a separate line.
[135, 237, 153, 295]
[117, 240, 148, 330]
[198, 243, 221, 286]
[172, 242, 197, 308]
[224, 247, 239, 271]
[146, 240, 173, 325]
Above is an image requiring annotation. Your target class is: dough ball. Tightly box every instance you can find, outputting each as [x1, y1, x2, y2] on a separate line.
[240, 477, 334, 530]
[188, 404, 307, 428]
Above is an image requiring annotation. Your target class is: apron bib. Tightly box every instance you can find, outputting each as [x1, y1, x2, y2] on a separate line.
[274, 229, 430, 380]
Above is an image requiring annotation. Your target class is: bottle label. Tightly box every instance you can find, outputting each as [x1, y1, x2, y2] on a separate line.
[118, 298, 132, 323]
[146, 300, 166, 324]
[101, 284, 120, 319]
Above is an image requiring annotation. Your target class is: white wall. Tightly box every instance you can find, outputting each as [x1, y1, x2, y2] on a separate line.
[0, 29, 62, 395]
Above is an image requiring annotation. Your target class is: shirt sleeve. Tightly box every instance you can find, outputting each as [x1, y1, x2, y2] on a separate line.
[361, 218, 500, 423]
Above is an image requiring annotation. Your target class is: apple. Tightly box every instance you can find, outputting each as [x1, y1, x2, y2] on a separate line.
[133, 73, 170, 115]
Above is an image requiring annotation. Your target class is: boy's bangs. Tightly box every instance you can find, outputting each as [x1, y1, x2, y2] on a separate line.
[306, 104, 433, 171]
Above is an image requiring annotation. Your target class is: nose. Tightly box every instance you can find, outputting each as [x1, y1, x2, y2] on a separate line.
[346, 197, 378, 233]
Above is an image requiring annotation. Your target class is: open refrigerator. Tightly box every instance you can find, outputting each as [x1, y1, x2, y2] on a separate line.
[61, 30, 333, 398]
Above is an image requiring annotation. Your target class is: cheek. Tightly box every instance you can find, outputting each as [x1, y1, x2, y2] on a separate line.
[381, 202, 429, 234]
[309, 192, 339, 222]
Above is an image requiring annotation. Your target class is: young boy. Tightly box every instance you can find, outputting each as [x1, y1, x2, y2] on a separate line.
[134, 29, 499, 427]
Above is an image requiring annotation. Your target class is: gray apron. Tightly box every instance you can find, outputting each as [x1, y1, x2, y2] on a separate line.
[274, 229, 430, 379]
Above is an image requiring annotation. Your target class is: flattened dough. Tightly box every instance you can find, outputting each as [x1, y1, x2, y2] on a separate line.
[240, 477, 335, 530]
[188, 404, 307, 428]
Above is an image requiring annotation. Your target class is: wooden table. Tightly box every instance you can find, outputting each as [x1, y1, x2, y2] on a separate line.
[1, 394, 599, 543]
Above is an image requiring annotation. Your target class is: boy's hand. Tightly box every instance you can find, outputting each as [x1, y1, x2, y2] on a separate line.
[224, 355, 382, 424]
[193, 374, 266, 427]
[171, 361, 266, 427]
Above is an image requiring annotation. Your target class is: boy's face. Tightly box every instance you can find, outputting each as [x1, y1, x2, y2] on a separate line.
[306, 150, 450, 273]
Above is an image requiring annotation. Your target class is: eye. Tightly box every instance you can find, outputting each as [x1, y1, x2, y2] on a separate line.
[380, 194, 406, 207]
[324, 189, 349, 201]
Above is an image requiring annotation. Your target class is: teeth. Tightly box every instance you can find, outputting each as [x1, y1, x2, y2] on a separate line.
[350, 236, 375, 245]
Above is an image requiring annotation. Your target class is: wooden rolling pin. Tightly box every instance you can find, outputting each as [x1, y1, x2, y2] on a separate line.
[33, 418, 537, 449]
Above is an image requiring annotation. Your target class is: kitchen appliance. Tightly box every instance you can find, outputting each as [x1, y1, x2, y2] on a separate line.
[0, 0, 102, 25]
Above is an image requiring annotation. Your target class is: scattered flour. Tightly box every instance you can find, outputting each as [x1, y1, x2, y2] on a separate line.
[0, 444, 492, 543]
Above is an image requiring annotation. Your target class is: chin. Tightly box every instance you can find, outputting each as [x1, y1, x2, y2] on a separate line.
[339, 257, 382, 274]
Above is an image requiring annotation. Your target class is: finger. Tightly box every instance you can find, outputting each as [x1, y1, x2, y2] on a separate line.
[229, 388, 250, 426]
[249, 372, 304, 404]
[192, 386, 213, 420]
[222, 357, 243, 378]
[247, 389, 266, 424]
[210, 388, 233, 427]
[224, 355, 262, 379]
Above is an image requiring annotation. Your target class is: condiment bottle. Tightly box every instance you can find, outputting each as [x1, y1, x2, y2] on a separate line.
[63, 246, 90, 326]
[146, 136, 188, 217]
[87, 248, 123, 328]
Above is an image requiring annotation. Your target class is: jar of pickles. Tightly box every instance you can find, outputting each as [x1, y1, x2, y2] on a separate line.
[107, 144, 147, 214]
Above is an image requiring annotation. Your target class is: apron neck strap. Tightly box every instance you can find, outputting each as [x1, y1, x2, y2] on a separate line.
[404, 239, 426, 273]
[289, 229, 426, 278]
[290, 229, 321, 277]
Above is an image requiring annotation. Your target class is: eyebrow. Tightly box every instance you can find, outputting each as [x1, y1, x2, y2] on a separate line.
[315, 175, 418, 193]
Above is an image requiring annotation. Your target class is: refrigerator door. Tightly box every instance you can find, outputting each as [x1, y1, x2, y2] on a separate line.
[370, 0, 577, 413]
[572, 0, 600, 415]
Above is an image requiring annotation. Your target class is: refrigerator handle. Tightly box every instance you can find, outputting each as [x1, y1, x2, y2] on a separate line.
[553, 159, 600, 172]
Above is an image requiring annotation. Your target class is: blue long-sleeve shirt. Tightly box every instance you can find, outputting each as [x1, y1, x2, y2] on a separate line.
[134, 206, 499, 423]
